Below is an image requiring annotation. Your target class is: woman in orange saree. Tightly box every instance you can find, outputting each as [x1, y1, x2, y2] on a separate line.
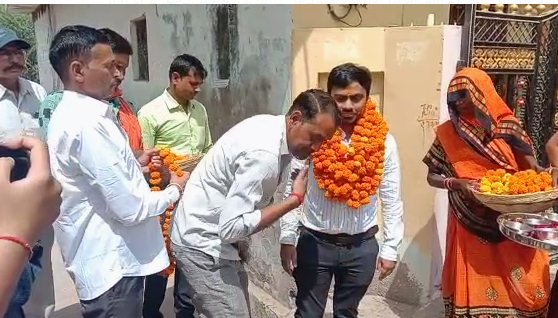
[423, 67, 550, 317]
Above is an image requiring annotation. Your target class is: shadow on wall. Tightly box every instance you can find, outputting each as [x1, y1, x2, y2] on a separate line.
[367, 215, 444, 312]
[198, 5, 290, 141]
[389, 215, 444, 316]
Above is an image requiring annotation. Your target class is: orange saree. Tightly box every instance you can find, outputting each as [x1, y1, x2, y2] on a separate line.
[435, 122, 549, 317]
[423, 68, 550, 317]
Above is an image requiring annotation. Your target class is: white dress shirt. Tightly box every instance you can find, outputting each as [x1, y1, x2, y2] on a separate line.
[280, 133, 404, 261]
[171, 114, 290, 260]
[0, 78, 45, 139]
[47, 91, 180, 300]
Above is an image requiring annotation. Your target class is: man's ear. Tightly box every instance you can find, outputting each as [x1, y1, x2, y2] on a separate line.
[288, 110, 303, 125]
[69, 61, 85, 83]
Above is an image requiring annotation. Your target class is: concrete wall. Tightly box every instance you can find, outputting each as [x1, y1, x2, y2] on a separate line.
[293, 4, 450, 28]
[33, 4, 295, 316]
[33, 4, 292, 139]
[291, 25, 462, 306]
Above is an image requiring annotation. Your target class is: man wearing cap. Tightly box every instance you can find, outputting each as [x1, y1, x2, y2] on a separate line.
[0, 26, 49, 318]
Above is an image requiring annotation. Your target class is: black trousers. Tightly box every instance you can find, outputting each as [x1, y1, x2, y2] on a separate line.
[294, 228, 379, 318]
[81, 276, 145, 318]
[142, 270, 196, 318]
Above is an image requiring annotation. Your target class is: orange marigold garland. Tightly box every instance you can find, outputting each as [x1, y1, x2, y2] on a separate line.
[148, 147, 185, 277]
[312, 98, 389, 209]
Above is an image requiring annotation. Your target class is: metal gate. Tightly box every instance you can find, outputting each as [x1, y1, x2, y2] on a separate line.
[455, 4, 558, 166]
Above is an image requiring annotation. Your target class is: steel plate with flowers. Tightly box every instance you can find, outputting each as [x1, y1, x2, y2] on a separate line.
[497, 212, 558, 252]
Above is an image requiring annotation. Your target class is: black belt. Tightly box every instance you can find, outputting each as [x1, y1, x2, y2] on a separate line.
[303, 225, 378, 247]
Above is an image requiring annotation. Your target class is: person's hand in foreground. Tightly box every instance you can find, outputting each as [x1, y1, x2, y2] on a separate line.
[0, 137, 62, 316]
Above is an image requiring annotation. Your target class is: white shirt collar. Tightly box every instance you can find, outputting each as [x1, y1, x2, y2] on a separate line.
[0, 78, 32, 99]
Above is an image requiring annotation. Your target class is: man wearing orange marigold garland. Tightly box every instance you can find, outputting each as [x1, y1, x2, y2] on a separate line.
[170, 89, 341, 318]
[280, 63, 404, 318]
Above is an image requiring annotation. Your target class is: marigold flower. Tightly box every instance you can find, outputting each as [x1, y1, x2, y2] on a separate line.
[146, 147, 194, 276]
[480, 169, 554, 195]
[149, 178, 162, 185]
[311, 98, 388, 209]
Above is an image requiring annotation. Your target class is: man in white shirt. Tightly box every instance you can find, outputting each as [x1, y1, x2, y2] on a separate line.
[45, 25, 189, 318]
[0, 26, 53, 318]
[170, 89, 341, 318]
[0, 26, 45, 140]
[280, 63, 404, 318]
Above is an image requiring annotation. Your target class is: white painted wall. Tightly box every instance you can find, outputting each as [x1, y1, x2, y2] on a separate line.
[33, 4, 292, 138]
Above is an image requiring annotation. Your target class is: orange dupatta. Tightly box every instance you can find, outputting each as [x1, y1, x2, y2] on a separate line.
[110, 87, 143, 151]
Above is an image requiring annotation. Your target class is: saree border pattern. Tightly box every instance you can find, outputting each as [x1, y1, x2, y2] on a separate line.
[444, 297, 548, 318]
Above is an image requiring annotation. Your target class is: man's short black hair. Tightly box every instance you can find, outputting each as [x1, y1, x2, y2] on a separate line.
[168, 54, 207, 80]
[287, 89, 341, 126]
[327, 63, 372, 95]
[98, 28, 133, 55]
[49, 25, 110, 81]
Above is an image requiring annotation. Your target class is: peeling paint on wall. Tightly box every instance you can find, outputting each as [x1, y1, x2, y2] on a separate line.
[395, 40, 428, 64]
[161, 11, 193, 56]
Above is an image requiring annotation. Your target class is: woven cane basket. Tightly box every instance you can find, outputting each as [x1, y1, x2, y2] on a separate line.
[471, 188, 558, 214]
[176, 154, 204, 173]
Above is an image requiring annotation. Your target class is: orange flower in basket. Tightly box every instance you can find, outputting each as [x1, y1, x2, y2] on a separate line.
[479, 169, 553, 195]
[311, 98, 388, 209]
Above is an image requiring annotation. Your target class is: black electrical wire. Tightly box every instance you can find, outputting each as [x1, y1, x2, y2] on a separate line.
[326, 4, 363, 28]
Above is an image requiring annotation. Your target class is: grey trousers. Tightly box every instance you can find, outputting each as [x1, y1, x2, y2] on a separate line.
[80, 276, 145, 318]
[172, 243, 251, 318]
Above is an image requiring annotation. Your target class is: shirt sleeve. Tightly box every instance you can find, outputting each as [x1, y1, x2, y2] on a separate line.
[378, 134, 404, 261]
[138, 112, 156, 150]
[218, 150, 279, 243]
[279, 158, 305, 245]
[76, 117, 180, 226]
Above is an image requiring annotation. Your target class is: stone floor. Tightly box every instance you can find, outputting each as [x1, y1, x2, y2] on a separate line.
[27, 242, 558, 318]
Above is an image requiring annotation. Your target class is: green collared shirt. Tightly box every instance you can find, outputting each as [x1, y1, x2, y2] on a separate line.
[137, 89, 212, 155]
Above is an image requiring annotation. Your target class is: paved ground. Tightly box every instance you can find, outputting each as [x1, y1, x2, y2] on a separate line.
[30, 242, 557, 318]
[39, 243, 176, 318]
[30, 242, 444, 318]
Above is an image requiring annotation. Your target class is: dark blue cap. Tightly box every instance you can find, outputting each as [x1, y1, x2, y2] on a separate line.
[0, 26, 30, 50]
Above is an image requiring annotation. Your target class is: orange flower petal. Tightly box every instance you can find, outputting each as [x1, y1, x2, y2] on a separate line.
[311, 98, 387, 209]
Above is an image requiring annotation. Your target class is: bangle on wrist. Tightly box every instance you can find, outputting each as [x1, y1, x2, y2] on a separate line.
[444, 178, 456, 190]
[290, 192, 304, 206]
[0, 235, 32, 259]
[167, 182, 183, 196]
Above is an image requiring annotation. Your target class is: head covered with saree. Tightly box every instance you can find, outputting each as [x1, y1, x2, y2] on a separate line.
[428, 67, 550, 318]
[446, 67, 534, 171]
[423, 68, 536, 241]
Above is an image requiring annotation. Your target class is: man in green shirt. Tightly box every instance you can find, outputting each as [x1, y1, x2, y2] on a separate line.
[139, 54, 212, 318]
[138, 54, 212, 156]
